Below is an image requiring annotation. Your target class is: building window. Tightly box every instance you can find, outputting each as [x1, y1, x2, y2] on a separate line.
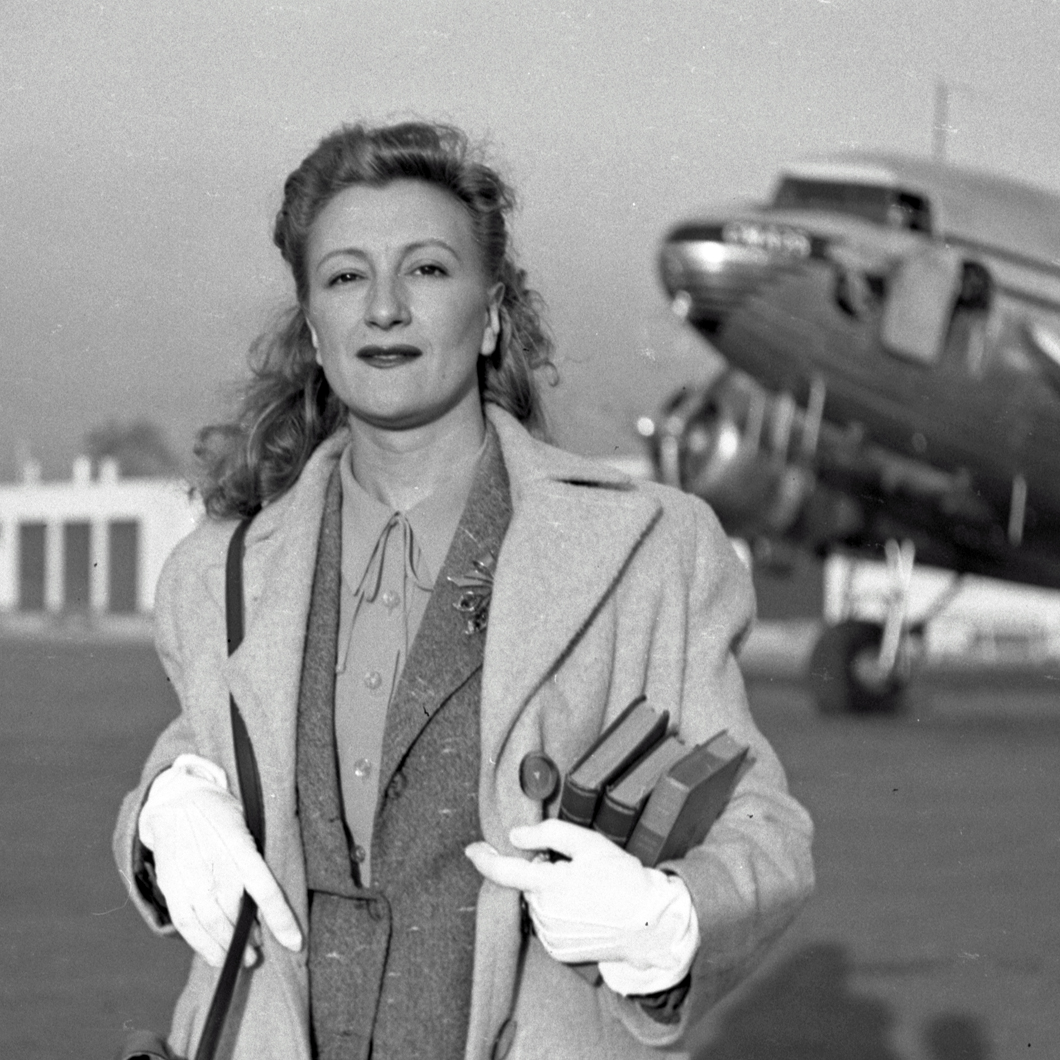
[108, 520, 139, 613]
[18, 523, 46, 611]
[64, 521, 91, 612]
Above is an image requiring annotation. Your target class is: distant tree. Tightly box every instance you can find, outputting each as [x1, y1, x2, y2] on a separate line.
[83, 419, 182, 478]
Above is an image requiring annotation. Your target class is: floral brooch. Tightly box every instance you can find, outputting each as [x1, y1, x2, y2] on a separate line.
[448, 552, 496, 635]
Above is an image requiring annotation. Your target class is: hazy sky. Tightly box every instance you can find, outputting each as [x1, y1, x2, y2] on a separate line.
[4, 0, 1060, 478]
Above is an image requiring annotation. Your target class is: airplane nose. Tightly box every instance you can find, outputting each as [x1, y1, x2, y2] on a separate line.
[659, 231, 770, 333]
[659, 221, 811, 334]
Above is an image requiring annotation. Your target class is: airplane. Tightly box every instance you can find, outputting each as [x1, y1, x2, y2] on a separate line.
[640, 152, 1060, 713]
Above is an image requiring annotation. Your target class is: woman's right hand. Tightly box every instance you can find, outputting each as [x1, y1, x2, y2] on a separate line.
[138, 754, 303, 967]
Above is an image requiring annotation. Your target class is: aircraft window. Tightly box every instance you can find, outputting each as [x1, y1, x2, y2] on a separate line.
[894, 192, 932, 233]
[773, 178, 896, 224]
[773, 179, 933, 233]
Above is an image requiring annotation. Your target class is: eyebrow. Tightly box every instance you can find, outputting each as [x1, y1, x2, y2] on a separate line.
[315, 238, 462, 270]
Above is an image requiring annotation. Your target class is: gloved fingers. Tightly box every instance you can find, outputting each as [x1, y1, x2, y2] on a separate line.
[230, 843, 303, 953]
[508, 820, 622, 862]
[168, 881, 264, 969]
[464, 842, 556, 894]
[165, 890, 238, 968]
[182, 800, 302, 953]
[152, 835, 245, 965]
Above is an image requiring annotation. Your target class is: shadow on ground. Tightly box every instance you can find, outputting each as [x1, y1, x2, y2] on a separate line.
[700, 943, 992, 1060]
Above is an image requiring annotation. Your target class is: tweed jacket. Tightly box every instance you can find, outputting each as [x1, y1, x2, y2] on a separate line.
[113, 405, 814, 1060]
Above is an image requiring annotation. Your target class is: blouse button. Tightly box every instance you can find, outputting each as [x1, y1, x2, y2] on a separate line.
[364, 670, 383, 691]
[352, 844, 367, 863]
[381, 589, 400, 611]
[353, 758, 373, 778]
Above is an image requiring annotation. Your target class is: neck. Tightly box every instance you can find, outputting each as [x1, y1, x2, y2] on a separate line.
[346, 404, 487, 510]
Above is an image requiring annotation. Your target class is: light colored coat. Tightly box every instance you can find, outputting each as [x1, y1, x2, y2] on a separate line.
[114, 406, 814, 1060]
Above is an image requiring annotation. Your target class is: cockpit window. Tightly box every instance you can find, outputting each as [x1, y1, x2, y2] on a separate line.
[892, 192, 932, 233]
[772, 178, 933, 233]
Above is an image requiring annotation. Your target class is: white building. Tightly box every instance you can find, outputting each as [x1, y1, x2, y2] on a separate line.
[0, 457, 200, 617]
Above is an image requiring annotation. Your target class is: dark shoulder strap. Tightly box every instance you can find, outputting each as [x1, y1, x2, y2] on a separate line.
[194, 514, 262, 1060]
[224, 515, 251, 655]
[224, 516, 265, 852]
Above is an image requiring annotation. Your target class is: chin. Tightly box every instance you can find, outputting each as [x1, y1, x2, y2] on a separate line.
[344, 390, 484, 436]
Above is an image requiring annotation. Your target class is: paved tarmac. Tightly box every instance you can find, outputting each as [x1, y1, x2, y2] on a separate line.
[693, 664, 1060, 1060]
[1, 637, 1057, 1058]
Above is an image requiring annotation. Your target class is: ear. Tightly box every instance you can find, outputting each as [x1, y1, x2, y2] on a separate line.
[480, 283, 505, 358]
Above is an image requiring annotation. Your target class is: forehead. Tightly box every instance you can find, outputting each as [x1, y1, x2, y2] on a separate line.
[308, 179, 478, 260]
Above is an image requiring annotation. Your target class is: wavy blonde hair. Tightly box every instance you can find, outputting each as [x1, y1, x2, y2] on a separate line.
[196, 121, 556, 518]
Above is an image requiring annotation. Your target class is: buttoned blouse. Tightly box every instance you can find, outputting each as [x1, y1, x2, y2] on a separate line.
[335, 439, 486, 885]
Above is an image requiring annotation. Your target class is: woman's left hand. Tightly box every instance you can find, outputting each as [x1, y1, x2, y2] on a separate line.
[465, 819, 699, 994]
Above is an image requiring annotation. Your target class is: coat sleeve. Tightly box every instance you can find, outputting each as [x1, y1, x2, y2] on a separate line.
[602, 495, 815, 1047]
[111, 537, 218, 935]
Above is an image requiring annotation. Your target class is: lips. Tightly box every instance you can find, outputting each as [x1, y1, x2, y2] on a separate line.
[355, 344, 424, 366]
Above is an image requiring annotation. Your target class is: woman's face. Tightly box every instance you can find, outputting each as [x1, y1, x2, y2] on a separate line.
[304, 179, 502, 436]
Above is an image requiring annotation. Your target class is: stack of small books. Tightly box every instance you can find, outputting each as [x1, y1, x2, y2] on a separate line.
[558, 695, 750, 867]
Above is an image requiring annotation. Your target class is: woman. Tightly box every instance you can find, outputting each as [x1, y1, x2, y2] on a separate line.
[114, 120, 814, 1060]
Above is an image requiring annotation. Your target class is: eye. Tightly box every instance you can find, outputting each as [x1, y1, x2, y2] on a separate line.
[411, 262, 449, 277]
[326, 270, 366, 287]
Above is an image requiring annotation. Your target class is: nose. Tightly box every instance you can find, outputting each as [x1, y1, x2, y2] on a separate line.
[365, 274, 410, 329]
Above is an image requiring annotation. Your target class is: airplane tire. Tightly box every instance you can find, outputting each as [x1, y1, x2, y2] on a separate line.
[808, 619, 907, 716]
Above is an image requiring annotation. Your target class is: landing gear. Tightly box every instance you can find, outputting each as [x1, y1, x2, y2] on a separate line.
[810, 539, 917, 715]
[808, 619, 908, 715]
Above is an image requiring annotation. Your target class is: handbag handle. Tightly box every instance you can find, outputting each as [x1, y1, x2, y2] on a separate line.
[193, 515, 264, 1060]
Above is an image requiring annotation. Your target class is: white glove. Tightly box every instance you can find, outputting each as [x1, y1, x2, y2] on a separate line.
[466, 819, 699, 995]
[138, 753, 303, 967]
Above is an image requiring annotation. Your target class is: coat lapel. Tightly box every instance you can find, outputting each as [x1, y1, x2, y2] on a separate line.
[379, 429, 512, 793]
[220, 433, 350, 774]
[480, 407, 663, 778]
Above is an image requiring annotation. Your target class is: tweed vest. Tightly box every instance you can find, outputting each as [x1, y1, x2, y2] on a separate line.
[296, 432, 512, 1060]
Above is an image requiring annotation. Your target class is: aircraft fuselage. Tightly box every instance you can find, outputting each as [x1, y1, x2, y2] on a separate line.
[656, 154, 1060, 588]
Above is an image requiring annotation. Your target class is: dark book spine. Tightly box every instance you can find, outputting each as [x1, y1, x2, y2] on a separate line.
[558, 775, 601, 828]
[591, 792, 640, 848]
[624, 778, 688, 867]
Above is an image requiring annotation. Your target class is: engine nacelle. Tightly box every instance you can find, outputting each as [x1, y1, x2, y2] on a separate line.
[643, 374, 818, 539]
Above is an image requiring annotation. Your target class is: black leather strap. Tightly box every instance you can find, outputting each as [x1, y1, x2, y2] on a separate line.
[193, 515, 262, 1060]
[224, 515, 265, 853]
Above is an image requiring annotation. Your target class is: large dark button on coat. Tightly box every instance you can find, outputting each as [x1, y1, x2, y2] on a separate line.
[519, 752, 559, 801]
